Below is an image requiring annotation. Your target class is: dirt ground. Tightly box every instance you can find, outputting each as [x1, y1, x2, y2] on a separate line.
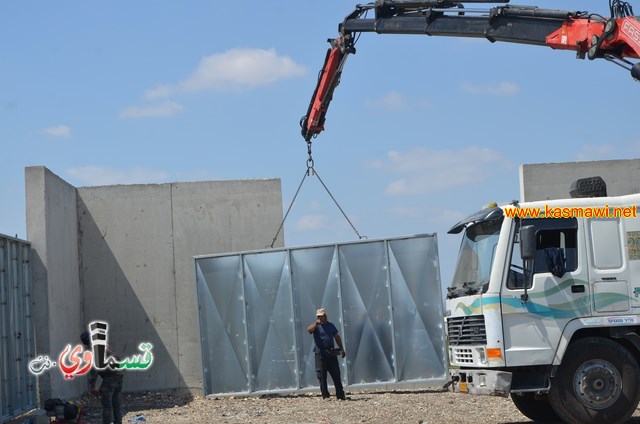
[11, 388, 640, 424]
[12, 388, 640, 424]
[87, 389, 530, 424]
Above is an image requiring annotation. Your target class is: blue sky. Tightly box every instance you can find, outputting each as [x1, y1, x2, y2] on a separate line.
[1, 1, 638, 285]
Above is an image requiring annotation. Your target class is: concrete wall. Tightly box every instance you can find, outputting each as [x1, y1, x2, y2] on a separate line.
[520, 159, 640, 201]
[25, 166, 284, 397]
[25, 167, 84, 401]
[76, 179, 283, 394]
[169, 180, 283, 392]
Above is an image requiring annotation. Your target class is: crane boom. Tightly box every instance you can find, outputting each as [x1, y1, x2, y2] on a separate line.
[301, 0, 640, 141]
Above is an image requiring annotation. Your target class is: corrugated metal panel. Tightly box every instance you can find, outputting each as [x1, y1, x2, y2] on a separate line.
[0, 233, 36, 421]
[195, 234, 446, 396]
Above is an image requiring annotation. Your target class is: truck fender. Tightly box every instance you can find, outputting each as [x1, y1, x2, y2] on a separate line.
[554, 320, 640, 365]
[552, 318, 593, 365]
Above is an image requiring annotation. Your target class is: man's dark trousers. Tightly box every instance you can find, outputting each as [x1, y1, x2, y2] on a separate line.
[315, 353, 345, 399]
[101, 372, 124, 424]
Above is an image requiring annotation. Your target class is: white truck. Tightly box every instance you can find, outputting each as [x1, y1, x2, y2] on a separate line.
[446, 176, 640, 423]
[300, 2, 640, 421]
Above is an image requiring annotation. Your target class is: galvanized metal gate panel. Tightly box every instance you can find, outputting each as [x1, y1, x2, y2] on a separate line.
[195, 234, 446, 396]
[0, 234, 36, 421]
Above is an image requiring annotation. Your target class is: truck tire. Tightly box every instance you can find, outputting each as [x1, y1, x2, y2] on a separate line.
[548, 337, 640, 424]
[511, 392, 560, 422]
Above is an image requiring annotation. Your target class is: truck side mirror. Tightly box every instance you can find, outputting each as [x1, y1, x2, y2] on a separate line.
[520, 225, 536, 260]
[519, 225, 536, 303]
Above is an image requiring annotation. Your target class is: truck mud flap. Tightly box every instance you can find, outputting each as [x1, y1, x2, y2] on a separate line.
[448, 369, 512, 397]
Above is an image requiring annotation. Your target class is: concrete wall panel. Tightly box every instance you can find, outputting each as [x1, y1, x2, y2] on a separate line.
[76, 179, 283, 393]
[26, 166, 285, 395]
[170, 179, 283, 393]
[25, 166, 83, 401]
[520, 159, 640, 201]
[78, 184, 179, 392]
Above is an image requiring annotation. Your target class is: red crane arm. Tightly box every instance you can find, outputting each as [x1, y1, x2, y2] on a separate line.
[301, 1, 640, 141]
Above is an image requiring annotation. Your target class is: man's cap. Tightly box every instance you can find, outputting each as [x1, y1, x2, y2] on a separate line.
[316, 308, 326, 317]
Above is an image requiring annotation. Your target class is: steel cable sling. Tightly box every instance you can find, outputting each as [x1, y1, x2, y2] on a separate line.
[269, 140, 365, 248]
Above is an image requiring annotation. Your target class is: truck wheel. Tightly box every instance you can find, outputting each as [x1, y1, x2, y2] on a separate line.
[511, 392, 560, 422]
[548, 337, 640, 424]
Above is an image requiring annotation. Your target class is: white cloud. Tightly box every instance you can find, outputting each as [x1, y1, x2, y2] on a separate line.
[119, 101, 184, 118]
[66, 166, 169, 186]
[459, 81, 519, 96]
[41, 125, 71, 138]
[144, 48, 307, 99]
[144, 85, 173, 100]
[370, 146, 511, 195]
[293, 214, 326, 231]
[366, 91, 408, 111]
[575, 144, 616, 161]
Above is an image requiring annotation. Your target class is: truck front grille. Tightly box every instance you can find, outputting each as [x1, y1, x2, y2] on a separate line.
[447, 315, 486, 346]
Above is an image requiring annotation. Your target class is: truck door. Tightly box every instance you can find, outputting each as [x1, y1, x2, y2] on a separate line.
[586, 217, 635, 315]
[501, 218, 590, 367]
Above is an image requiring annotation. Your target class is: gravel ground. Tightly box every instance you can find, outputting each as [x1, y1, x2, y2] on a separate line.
[81, 389, 529, 424]
[57, 389, 640, 424]
[12, 388, 640, 423]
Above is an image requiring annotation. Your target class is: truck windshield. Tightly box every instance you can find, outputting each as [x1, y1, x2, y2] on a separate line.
[448, 218, 502, 299]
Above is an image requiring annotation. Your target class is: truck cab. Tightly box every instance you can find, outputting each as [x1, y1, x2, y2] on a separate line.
[445, 178, 640, 423]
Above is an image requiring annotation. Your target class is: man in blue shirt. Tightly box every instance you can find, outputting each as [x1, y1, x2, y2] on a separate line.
[307, 308, 346, 400]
